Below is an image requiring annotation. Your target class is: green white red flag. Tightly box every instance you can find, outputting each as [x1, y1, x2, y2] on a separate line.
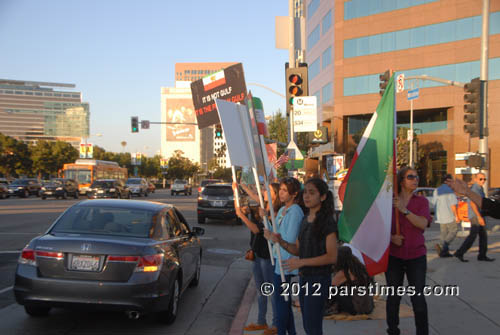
[338, 74, 396, 276]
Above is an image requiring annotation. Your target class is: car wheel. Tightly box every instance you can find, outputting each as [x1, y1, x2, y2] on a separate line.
[144, 191, 148, 197]
[171, 192, 174, 196]
[160, 279, 180, 324]
[189, 255, 201, 287]
[128, 192, 132, 199]
[197, 215, 205, 224]
[24, 305, 51, 317]
[62, 191, 67, 200]
[41, 196, 46, 200]
[74, 192, 78, 199]
[117, 192, 122, 199]
[24, 190, 29, 198]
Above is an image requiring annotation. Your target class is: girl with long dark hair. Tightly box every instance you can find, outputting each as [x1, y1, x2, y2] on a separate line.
[267, 178, 337, 335]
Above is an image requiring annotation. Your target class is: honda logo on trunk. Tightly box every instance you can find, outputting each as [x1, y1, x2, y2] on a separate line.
[81, 243, 91, 252]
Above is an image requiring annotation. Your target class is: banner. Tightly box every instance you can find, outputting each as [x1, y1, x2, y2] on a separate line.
[165, 98, 196, 142]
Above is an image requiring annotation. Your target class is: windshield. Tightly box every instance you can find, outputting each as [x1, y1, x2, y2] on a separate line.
[127, 179, 141, 184]
[174, 180, 187, 184]
[91, 181, 114, 188]
[65, 169, 91, 184]
[51, 206, 155, 238]
[202, 186, 233, 196]
[46, 180, 63, 186]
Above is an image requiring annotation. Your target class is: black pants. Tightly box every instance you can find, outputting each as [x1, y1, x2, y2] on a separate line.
[455, 217, 488, 258]
[385, 255, 428, 335]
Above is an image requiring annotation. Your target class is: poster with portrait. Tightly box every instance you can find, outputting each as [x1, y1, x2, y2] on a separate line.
[165, 98, 196, 142]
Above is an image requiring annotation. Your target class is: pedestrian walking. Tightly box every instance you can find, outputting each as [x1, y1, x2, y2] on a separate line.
[454, 173, 495, 262]
[264, 177, 304, 335]
[237, 182, 281, 334]
[433, 174, 460, 257]
[386, 167, 432, 335]
[267, 178, 337, 335]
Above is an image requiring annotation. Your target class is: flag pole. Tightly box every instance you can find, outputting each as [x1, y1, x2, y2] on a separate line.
[392, 72, 400, 235]
[231, 166, 240, 208]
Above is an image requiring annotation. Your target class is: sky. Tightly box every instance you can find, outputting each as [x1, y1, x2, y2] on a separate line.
[0, 0, 290, 157]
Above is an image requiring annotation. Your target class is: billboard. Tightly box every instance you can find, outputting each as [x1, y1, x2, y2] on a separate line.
[165, 98, 196, 142]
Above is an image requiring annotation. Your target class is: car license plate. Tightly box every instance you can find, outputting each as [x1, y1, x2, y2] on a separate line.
[45, 191, 52, 195]
[70, 255, 100, 271]
[212, 200, 225, 207]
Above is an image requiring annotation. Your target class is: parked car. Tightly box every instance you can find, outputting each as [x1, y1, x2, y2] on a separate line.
[415, 187, 436, 214]
[8, 179, 41, 198]
[0, 182, 8, 199]
[171, 180, 192, 196]
[197, 183, 245, 224]
[147, 181, 156, 194]
[14, 199, 204, 323]
[197, 179, 223, 194]
[126, 178, 149, 197]
[87, 179, 130, 199]
[40, 178, 79, 200]
[488, 188, 500, 202]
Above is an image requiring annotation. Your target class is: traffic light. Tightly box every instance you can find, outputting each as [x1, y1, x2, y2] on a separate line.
[379, 69, 393, 96]
[285, 63, 309, 116]
[131, 116, 139, 133]
[215, 124, 222, 139]
[463, 77, 480, 137]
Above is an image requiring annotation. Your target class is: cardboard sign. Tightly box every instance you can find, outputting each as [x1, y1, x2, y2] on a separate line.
[191, 63, 247, 129]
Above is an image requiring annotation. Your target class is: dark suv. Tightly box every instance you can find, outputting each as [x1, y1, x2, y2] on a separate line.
[8, 179, 41, 198]
[87, 179, 130, 199]
[197, 183, 244, 224]
[40, 178, 79, 200]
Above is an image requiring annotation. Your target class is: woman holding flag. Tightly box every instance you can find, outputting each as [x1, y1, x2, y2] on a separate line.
[266, 178, 337, 335]
[387, 167, 432, 335]
[264, 177, 303, 335]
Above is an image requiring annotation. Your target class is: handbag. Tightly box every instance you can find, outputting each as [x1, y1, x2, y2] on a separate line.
[245, 232, 258, 261]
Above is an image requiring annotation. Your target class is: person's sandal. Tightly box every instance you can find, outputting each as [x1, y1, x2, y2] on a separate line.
[243, 323, 268, 331]
[261, 326, 277, 335]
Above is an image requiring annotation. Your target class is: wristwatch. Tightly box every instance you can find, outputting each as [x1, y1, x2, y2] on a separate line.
[403, 208, 410, 216]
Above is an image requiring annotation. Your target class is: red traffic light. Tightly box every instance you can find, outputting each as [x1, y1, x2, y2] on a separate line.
[288, 74, 303, 85]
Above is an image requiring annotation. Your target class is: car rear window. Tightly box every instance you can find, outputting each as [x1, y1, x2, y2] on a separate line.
[174, 180, 187, 184]
[202, 186, 233, 196]
[51, 206, 155, 238]
[91, 181, 114, 188]
[201, 180, 221, 187]
[127, 179, 141, 184]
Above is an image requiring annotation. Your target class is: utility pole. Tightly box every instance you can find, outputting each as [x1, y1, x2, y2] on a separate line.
[479, 0, 490, 194]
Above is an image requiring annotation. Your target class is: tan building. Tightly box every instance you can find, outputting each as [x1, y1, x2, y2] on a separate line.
[175, 62, 237, 82]
[307, 0, 500, 187]
[0, 79, 89, 148]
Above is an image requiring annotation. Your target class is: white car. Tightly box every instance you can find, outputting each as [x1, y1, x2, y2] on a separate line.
[415, 187, 436, 214]
[171, 180, 192, 196]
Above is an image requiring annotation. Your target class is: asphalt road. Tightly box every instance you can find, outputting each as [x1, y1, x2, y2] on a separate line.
[0, 189, 253, 334]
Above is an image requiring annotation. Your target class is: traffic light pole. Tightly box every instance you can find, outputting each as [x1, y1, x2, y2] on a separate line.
[479, 0, 490, 194]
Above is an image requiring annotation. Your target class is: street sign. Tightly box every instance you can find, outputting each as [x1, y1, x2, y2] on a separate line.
[287, 140, 304, 160]
[293, 96, 317, 132]
[79, 143, 93, 159]
[310, 126, 328, 144]
[190, 63, 247, 129]
[141, 120, 150, 129]
[408, 88, 419, 100]
[396, 74, 405, 93]
[455, 167, 480, 175]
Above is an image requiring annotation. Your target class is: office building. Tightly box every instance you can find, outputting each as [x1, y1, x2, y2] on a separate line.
[306, 0, 500, 186]
[0, 79, 89, 147]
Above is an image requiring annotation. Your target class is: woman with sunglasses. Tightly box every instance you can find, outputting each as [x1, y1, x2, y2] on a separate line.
[264, 177, 304, 335]
[386, 167, 432, 335]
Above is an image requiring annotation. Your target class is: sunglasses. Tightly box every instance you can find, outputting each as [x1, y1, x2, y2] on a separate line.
[406, 174, 419, 181]
[479, 178, 487, 181]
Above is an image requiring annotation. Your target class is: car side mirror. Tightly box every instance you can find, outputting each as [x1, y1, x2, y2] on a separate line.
[192, 227, 205, 236]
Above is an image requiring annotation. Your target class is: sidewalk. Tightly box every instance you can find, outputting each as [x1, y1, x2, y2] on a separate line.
[232, 228, 500, 335]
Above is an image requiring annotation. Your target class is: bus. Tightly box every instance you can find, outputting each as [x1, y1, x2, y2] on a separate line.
[62, 159, 128, 195]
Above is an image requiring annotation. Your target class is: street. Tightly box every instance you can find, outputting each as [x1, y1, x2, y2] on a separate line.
[0, 189, 253, 334]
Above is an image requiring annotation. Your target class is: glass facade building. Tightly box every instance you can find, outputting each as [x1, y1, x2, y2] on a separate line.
[0, 79, 89, 148]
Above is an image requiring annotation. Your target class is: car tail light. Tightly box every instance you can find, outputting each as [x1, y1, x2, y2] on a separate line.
[36, 251, 64, 259]
[198, 187, 201, 193]
[108, 254, 163, 272]
[19, 248, 36, 266]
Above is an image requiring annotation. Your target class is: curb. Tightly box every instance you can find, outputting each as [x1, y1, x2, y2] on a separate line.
[229, 277, 256, 335]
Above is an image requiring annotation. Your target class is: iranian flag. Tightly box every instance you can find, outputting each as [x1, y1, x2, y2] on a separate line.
[203, 70, 226, 91]
[338, 74, 396, 276]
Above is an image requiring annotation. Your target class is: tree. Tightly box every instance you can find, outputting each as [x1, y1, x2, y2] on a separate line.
[31, 140, 78, 179]
[0, 133, 32, 177]
[165, 150, 199, 180]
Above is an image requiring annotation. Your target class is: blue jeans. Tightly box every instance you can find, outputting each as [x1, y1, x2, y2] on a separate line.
[299, 274, 331, 335]
[253, 256, 277, 327]
[273, 273, 296, 335]
[385, 255, 428, 335]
